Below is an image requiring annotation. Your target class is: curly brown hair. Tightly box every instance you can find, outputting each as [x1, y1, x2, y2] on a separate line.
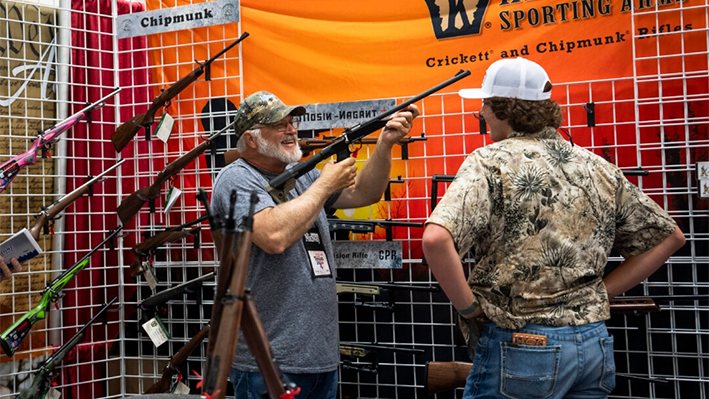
[485, 96, 563, 133]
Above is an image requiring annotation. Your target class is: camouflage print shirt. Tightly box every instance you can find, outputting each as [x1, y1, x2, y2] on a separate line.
[427, 126, 677, 329]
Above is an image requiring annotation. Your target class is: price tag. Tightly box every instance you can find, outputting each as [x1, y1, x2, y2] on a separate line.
[172, 381, 191, 394]
[46, 388, 61, 399]
[164, 186, 182, 213]
[155, 113, 175, 143]
[143, 261, 159, 291]
[142, 316, 171, 347]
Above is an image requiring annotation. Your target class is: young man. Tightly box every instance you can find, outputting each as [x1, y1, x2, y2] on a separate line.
[211, 91, 418, 399]
[422, 58, 685, 399]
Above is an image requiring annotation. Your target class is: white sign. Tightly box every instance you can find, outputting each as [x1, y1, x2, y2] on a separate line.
[333, 241, 402, 269]
[117, 0, 240, 39]
[298, 99, 397, 130]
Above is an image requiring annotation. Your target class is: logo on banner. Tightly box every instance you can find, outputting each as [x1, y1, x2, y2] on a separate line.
[424, 0, 491, 39]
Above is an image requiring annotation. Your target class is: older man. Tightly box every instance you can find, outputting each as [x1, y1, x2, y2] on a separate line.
[211, 91, 418, 399]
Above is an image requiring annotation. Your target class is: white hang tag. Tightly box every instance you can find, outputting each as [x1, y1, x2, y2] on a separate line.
[142, 316, 171, 347]
[46, 388, 61, 399]
[164, 186, 182, 213]
[143, 261, 159, 291]
[171, 381, 191, 394]
[155, 113, 175, 143]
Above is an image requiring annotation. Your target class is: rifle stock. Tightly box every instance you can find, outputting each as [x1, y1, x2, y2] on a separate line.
[130, 226, 201, 277]
[111, 32, 249, 152]
[28, 159, 125, 240]
[143, 325, 209, 394]
[0, 88, 121, 193]
[425, 361, 471, 395]
[117, 118, 239, 225]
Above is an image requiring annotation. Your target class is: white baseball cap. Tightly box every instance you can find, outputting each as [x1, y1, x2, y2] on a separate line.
[459, 57, 552, 101]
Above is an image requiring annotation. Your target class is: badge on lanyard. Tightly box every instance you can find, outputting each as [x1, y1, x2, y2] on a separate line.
[303, 226, 332, 278]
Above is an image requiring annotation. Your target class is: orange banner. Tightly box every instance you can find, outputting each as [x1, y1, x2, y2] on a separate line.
[240, 0, 705, 104]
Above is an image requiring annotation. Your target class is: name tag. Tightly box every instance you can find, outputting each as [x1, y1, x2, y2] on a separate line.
[303, 227, 331, 278]
[512, 332, 547, 346]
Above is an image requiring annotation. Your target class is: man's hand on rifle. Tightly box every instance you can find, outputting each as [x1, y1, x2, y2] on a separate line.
[0, 256, 21, 281]
[319, 157, 358, 194]
[379, 105, 420, 147]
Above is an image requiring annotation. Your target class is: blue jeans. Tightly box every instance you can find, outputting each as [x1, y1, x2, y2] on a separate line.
[230, 368, 338, 399]
[464, 321, 615, 399]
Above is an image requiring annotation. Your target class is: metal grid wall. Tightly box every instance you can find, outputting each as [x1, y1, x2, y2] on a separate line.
[0, 0, 123, 396]
[0, 0, 706, 398]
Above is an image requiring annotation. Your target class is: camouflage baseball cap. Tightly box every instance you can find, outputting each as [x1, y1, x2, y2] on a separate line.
[233, 91, 306, 135]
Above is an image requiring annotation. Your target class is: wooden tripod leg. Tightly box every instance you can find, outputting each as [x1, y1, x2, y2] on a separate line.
[241, 292, 297, 399]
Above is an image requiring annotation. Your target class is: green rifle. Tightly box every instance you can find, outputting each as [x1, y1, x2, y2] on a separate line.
[16, 297, 117, 399]
[0, 228, 122, 357]
[111, 33, 249, 152]
[143, 325, 209, 394]
[266, 70, 471, 204]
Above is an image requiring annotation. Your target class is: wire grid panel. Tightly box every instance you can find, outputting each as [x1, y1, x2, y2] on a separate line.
[0, 0, 125, 397]
[115, 0, 244, 397]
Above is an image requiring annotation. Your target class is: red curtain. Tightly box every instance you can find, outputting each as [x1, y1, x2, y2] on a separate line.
[60, 0, 151, 396]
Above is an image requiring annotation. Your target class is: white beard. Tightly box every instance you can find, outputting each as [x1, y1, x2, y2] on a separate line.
[254, 133, 302, 164]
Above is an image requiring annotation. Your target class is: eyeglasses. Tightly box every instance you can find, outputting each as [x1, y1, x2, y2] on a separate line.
[261, 117, 300, 132]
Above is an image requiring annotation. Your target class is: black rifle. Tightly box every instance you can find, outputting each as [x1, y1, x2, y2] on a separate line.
[17, 297, 117, 399]
[328, 218, 424, 241]
[138, 271, 215, 322]
[339, 342, 425, 358]
[265, 70, 471, 204]
[336, 280, 440, 311]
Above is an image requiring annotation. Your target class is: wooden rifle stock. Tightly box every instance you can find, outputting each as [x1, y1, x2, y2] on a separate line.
[117, 119, 237, 225]
[111, 32, 249, 152]
[130, 226, 200, 277]
[28, 159, 125, 240]
[143, 325, 209, 394]
[425, 361, 471, 395]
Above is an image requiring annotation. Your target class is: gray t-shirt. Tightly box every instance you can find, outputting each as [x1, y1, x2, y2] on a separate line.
[211, 158, 340, 373]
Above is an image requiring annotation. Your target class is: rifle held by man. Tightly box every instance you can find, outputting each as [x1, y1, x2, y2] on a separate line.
[116, 118, 239, 225]
[0, 228, 123, 357]
[29, 159, 125, 240]
[143, 324, 209, 394]
[17, 296, 117, 399]
[111, 32, 249, 152]
[0, 88, 121, 193]
[266, 70, 471, 204]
